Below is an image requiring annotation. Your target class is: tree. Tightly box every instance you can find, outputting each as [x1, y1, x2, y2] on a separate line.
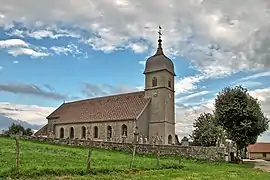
[191, 113, 224, 147]
[214, 85, 269, 157]
[6, 123, 25, 135]
[5, 123, 33, 136]
[24, 128, 33, 136]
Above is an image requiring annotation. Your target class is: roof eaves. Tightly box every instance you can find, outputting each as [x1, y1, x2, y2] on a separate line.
[46, 103, 64, 119]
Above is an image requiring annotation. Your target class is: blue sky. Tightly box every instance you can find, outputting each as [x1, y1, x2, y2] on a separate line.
[0, 0, 270, 141]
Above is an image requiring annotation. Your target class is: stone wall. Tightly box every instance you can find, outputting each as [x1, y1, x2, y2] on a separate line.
[11, 135, 226, 161]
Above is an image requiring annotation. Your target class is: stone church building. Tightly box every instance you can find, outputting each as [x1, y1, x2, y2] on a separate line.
[35, 32, 176, 145]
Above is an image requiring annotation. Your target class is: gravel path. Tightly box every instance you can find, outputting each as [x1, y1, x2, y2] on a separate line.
[254, 160, 270, 172]
[244, 159, 270, 172]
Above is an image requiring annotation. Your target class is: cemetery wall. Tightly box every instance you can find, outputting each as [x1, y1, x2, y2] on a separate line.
[9, 135, 227, 161]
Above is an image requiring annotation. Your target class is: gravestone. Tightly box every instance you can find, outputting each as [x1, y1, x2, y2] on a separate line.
[181, 136, 189, 146]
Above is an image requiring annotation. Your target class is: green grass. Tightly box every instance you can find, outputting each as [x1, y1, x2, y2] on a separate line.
[0, 137, 269, 180]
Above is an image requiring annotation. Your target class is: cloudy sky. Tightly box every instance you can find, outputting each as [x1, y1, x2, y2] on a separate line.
[0, 0, 269, 141]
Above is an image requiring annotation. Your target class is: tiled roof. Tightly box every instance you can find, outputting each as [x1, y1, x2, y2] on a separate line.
[34, 124, 48, 136]
[248, 143, 270, 153]
[47, 91, 151, 124]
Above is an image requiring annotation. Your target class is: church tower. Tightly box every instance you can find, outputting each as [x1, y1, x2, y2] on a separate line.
[144, 26, 176, 145]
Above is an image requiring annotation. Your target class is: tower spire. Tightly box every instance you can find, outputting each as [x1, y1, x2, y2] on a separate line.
[156, 25, 163, 55]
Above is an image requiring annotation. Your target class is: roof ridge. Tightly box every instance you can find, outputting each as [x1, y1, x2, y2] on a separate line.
[65, 91, 145, 105]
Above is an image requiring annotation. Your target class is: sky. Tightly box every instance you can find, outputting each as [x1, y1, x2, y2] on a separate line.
[0, 0, 270, 141]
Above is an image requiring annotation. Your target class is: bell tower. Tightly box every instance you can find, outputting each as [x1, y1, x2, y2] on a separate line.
[144, 26, 176, 144]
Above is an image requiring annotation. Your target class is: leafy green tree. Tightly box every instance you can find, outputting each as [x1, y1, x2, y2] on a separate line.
[191, 113, 224, 147]
[5, 123, 33, 136]
[24, 128, 33, 136]
[6, 123, 25, 135]
[214, 85, 269, 157]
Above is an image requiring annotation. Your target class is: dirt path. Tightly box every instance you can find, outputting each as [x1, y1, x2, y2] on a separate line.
[254, 160, 270, 172]
[244, 159, 270, 172]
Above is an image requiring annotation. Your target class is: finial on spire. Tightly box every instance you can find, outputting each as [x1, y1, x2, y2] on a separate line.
[158, 25, 162, 40]
[156, 25, 163, 54]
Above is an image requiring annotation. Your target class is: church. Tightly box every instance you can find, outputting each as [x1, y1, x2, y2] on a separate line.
[35, 28, 176, 145]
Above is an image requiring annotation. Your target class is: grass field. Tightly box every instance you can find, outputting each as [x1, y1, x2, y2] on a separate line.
[0, 137, 269, 180]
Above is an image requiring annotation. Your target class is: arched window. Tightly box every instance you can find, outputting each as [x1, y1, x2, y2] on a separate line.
[152, 77, 157, 87]
[94, 126, 98, 138]
[168, 135, 172, 144]
[70, 127, 74, 139]
[122, 124, 127, 136]
[60, 128, 64, 138]
[81, 126, 86, 139]
[168, 79, 172, 88]
[107, 126, 112, 139]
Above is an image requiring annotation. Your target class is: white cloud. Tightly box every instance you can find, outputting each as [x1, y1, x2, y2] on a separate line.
[0, 39, 29, 48]
[50, 46, 72, 55]
[25, 29, 81, 40]
[136, 86, 144, 91]
[138, 60, 146, 66]
[0, 39, 52, 58]
[249, 88, 270, 106]
[238, 71, 270, 82]
[0, 102, 55, 125]
[0, 0, 269, 77]
[6, 29, 24, 37]
[0, 66, 3, 71]
[127, 42, 148, 53]
[235, 81, 263, 88]
[8, 47, 50, 58]
[176, 90, 210, 103]
[6, 26, 81, 41]
[175, 75, 205, 95]
[13, 60, 19, 64]
[175, 99, 214, 138]
[27, 30, 56, 39]
[176, 87, 270, 141]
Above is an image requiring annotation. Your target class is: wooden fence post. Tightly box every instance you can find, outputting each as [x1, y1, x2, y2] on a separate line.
[155, 135, 160, 168]
[14, 131, 22, 172]
[130, 126, 139, 169]
[86, 136, 93, 171]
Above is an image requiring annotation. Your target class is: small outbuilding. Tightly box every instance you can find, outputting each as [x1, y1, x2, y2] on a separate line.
[248, 143, 270, 160]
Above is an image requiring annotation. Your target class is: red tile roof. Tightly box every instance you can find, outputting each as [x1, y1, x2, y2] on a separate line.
[47, 91, 151, 124]
[248, 143, 270, 153]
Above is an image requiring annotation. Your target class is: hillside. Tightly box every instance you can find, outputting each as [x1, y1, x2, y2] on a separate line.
[0, 115, 42, 131]
[0, 137, 269, 180]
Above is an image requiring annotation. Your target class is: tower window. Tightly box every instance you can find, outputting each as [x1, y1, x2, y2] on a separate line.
[152, 77, 157, 87]
[168, 80, 171, 88]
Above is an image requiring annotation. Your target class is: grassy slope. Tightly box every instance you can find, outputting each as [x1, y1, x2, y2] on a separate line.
[0, 137, 269, 180]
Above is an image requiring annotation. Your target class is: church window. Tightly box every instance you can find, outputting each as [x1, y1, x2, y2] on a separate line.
[70, 127, 74, 139]
[81, 126, 86, 139]
[107, 126, 112, 139]
[152, 77, 157, 87]
[168, 135, 172, 144]
[122, 124, 128, 136]
[94, 126, 98, 138]
[60, 128, 64, 138]
[168, 80, 171, 88]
